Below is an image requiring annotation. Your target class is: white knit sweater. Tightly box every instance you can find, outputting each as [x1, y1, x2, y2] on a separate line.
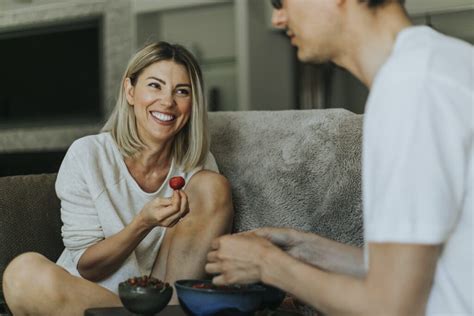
[55, 132, 218, 293]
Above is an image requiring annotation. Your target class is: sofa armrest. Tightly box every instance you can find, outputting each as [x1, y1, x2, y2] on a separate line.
[0, 173, 64, 309]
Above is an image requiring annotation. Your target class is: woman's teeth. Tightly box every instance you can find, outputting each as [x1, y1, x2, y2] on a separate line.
[151, 111, 175, 122]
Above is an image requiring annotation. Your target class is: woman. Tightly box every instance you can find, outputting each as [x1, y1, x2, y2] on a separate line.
[3, 42, 233, 315]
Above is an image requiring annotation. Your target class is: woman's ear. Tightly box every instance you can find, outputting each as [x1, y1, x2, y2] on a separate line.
[124, 77, 135, 106]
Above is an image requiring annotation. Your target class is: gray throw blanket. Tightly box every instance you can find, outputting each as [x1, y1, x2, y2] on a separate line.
[209, 109, 363, 246]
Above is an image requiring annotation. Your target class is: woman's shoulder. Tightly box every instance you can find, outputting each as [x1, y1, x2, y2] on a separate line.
[63, 132, 121, 175]
[65, 132, 118, 161]
[57, 132, 125, 197]
[68, 132, 112, 153]
[175, 152, 219, 179]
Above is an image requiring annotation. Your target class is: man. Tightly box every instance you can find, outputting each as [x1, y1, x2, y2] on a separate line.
[205, 0, 473, 315]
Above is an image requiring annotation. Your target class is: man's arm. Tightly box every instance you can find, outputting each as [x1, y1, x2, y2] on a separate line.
[263, 242, 440, 315]
[207, 235, 440, 315]
[249, 227, 365, 277]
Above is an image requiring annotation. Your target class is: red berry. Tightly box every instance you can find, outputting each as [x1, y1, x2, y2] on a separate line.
[169, 176, 185, 190]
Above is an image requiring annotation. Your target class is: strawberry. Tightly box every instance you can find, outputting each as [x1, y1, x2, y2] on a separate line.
[169, 176, 185, 190]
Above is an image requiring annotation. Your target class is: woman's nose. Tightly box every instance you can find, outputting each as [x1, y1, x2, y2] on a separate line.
[160, 92, 174, 107]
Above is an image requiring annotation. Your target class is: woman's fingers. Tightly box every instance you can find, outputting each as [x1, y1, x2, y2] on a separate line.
[143, 190, 190, 227]
[157, 191, 189, 227]
[171, 190, 181, 205]
[178, 191, 189, 216]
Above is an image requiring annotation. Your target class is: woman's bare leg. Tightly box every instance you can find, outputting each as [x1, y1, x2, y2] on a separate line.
[3, 252, 121, 316]
[152, 171, 234, 304]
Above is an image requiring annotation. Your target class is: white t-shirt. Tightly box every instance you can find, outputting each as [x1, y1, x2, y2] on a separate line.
[55, 132, 219, 293]
[363, 26, 473, 314]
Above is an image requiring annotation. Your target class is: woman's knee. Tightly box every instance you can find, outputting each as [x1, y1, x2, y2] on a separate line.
[199, 172, 233, 213]
[3, 252, 65, 301]
[4, 252, 45, 287]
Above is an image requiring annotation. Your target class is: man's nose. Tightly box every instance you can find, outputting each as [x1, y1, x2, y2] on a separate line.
[271, 8, 287, 29]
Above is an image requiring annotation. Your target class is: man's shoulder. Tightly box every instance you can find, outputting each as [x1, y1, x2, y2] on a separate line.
[383, 26, 472, 87]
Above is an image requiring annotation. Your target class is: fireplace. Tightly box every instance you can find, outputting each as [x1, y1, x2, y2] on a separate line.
[0, 18, 103, 126]
[0, 0, 133, 176]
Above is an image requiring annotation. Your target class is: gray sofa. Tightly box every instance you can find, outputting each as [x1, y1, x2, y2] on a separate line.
[0, 109, 364, 313]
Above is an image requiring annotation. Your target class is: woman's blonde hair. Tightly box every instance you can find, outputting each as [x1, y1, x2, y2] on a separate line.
[102, 41, 209, 171]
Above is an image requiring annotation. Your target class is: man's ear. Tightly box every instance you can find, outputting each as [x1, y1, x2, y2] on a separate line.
[336, 0, 346, 7]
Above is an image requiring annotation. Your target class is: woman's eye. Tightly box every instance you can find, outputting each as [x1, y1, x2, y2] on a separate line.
[149, 82, 161, 89]
[176, 89, 190, 96]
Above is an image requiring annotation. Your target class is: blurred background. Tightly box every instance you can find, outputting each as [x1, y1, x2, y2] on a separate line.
[0, 0, 473, 175]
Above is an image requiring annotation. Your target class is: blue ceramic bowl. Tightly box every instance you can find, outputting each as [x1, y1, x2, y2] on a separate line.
[259, 283, 286, 310]
[175, 280, 267, 316]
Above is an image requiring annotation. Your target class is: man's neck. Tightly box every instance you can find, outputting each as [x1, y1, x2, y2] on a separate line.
[333, 2, 412, 88]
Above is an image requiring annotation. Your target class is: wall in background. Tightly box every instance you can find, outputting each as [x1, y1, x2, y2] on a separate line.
[135, 0, 296, 112]
[0, 0, 472, 174]
[136, 2, 238, 111]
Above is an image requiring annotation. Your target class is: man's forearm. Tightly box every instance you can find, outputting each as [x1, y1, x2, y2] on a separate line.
[294, 232, 365, 277]
[261, 248, 367, 315]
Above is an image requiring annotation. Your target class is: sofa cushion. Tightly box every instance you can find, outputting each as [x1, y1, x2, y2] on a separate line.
[208, 109, 363, 246]
[0, 173, 63, 303]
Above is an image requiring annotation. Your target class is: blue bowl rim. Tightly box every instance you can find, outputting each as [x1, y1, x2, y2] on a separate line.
[175, 279, 266, 294]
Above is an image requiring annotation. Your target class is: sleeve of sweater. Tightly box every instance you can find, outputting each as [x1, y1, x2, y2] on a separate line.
[187, 151, 220, 179]
[55, 141, 105, 268]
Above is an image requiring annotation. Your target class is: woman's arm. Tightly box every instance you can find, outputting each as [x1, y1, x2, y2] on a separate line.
[207, 235, 440, 315]
[78, 191, 189, 281]
[151, 170, 233, 304]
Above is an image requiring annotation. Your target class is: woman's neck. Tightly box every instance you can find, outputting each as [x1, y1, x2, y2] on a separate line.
[124, 145, 173, 193]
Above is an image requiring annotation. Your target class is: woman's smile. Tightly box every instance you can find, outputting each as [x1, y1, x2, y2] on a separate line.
[150, 110, 176, 125]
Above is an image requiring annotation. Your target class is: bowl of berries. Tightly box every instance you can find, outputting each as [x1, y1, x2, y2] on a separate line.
[175, 279, 284, 316]
[118, 275, 172, 315]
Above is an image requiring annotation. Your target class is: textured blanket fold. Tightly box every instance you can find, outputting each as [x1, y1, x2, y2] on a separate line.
[209, 109, 363, 246]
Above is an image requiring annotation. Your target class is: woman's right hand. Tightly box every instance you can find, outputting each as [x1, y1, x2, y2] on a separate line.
[138, 190, 189, 229]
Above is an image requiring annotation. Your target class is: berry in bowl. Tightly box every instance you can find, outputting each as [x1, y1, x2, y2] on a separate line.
[118, 275, 173, 315]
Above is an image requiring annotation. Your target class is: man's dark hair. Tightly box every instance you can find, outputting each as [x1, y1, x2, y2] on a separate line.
[361, 0, 406, 7]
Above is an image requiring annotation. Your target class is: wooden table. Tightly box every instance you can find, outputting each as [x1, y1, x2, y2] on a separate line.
[84, 305, 186, 316]
[84, 306, 302, 316]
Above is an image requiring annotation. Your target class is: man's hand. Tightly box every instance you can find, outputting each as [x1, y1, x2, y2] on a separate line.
[205, 234, 282, 285]
[243, 227, 365, 277]
[242, 227, 306, 259]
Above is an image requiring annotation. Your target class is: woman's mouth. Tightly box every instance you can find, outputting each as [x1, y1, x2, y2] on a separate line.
[150, 111, 176, 123]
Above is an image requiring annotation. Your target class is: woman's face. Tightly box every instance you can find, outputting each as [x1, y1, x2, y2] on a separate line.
[125, 60, 192, 147]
